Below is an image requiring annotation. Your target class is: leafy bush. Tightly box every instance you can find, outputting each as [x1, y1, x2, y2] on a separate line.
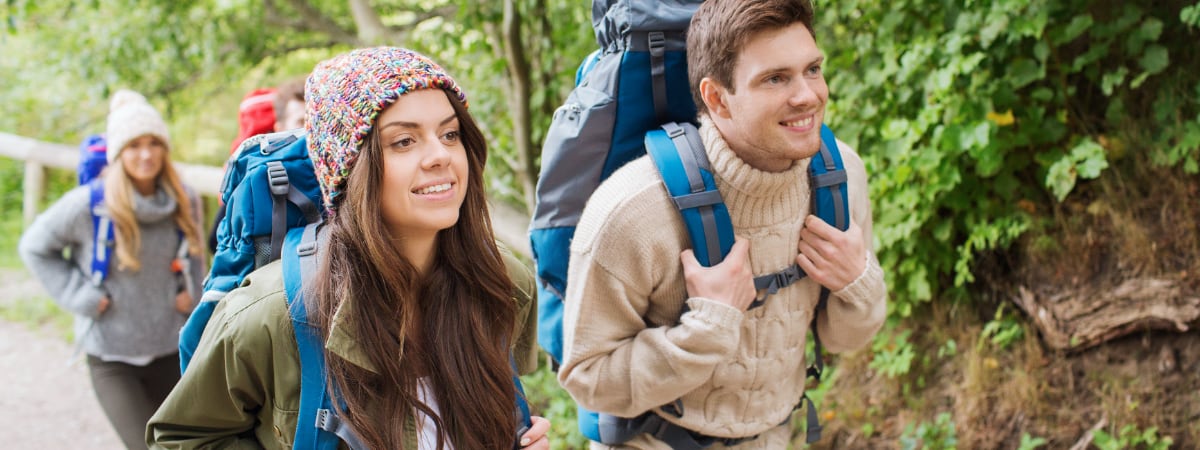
[1093, 424, 1174, 450]
[520, 362, 588, 449]
[817, 0, 1200, 318]
[980, 305, 1025, 350]
[899, 412, 958, 450]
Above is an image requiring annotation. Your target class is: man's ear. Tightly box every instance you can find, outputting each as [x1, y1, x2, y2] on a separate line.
[699, 77, 730, 119]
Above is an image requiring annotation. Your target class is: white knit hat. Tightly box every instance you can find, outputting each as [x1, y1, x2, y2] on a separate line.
[105, 89, 171, 164]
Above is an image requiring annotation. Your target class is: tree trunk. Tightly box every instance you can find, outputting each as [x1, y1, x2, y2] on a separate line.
[347, 0, 392, 45]
[502, 0, 537, 212]
[1011, 278, 1200, 351]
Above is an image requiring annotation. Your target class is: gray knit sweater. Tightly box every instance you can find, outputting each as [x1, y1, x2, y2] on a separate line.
[19, 183, 206, 359]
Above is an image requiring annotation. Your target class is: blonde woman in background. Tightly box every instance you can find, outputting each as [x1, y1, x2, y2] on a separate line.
[20, 89, 206, 449]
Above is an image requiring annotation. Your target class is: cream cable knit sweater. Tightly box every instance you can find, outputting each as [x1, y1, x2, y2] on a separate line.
[559, 116, 887, 448]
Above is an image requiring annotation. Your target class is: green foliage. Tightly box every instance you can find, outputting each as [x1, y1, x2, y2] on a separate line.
[1045, 138, 1109, 201]
[0, 160, 74, 269]
[1183, 3, 1200, 27]
[0, 158, 27, 268]
[899, 412, 958, 450]
[980, 305, 1025, 350]
[1017, 433, 1048, 450]
[871, 329, 915, 379]
[419, 0, 594, 209]
[0, 295, 74, 341]
[520, 362, 588, 449]
[817, 0, 1200, 318]
[1093, 424, 1174, 450]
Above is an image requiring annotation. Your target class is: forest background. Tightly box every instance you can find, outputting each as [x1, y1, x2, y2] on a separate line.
[2, 0, 1198, 448]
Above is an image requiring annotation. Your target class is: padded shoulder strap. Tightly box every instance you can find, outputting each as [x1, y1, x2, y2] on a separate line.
[283, 222, 358, 450]
[512, 356, 533, 448]
[88, 178, 114, 287]
[644, 122, 734, 267]
[809, 125, 850, 232]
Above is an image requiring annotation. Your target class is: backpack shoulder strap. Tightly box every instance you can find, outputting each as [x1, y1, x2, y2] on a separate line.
[282, 222, 365, 450]
[804, 124, 851, 381]
[643, 122, 734, 267]
[88, 178, 114, 287]
[511, 356, 533, 447]
[809, 125, 850, 232]
[796, 124, 851, 444]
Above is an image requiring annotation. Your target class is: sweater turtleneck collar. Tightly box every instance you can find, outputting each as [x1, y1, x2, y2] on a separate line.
[132, 183, 178, 224]
[699, 114, 810, 228]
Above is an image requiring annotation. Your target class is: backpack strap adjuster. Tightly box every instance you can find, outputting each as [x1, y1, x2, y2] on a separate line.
[266, 162, 290, 196]
[647, 31, 670, 123]
[810, 169, 847, 189]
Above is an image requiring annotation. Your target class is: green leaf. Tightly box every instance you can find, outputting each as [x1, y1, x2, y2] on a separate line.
[1184, 5, 1200, 27]
[1031, 87, 1054, 101]
[1054, 13, 1093, 45]
[1139, 44, 1169, 75]
[1009, 58, 1043, 88]
[1138, 18, 1164, 41]
[1071, 139, 1109, 179]
[1033, 40, 1049, 63]
[1045, 154, 1078, 201]
[1101, 66, 1128, 96]
[1130, 71, 1152, 89]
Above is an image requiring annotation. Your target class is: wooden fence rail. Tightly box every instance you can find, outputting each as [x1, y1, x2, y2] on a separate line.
[0, 132, 531, 257]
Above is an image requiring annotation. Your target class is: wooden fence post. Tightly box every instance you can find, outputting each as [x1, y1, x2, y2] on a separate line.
[23, 159, 45, 227]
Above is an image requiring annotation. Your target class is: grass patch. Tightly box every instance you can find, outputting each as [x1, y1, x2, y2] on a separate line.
[0, 158, 77, 270]
[0, 294, 74, 342]
[0, 214, 27, 269]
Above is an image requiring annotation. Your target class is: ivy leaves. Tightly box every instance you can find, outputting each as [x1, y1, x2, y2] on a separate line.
[817, 0, 1198, 316]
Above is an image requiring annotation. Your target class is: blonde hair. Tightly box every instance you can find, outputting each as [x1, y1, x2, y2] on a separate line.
[104, 139, 204, 272]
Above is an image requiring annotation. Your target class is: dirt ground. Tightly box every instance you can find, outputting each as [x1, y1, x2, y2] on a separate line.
[0, 269, 123, 449]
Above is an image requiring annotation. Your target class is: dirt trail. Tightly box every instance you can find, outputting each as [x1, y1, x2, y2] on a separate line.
[0, 269, 123, 449]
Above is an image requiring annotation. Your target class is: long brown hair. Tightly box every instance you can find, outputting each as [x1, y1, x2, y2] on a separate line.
[308, 90, 518, 449]
[104, 138, 204, 271]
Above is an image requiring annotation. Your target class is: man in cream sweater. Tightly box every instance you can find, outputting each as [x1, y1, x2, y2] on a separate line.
[557, 0, 888, 448]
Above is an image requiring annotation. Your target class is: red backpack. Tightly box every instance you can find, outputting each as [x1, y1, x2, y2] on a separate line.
[230, 88, 277, 154]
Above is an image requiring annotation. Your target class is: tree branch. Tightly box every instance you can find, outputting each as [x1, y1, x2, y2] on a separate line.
[263, 0, 359, 45]
[347, 0, 389, 45]
[502, 0, 536, 211]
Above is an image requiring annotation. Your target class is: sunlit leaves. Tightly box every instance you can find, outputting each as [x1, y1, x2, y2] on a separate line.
[816, 0, 1196, 317]
[1045, 139, 1108, 201]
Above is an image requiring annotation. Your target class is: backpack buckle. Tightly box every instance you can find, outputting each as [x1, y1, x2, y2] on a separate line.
[775, 266, 802, 289]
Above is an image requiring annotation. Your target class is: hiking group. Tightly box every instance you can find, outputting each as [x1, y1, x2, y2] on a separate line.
[20, 0, 887, 448]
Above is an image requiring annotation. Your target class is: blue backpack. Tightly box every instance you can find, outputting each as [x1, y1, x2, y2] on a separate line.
[78, 134, 113, 284]
[77, 134, 116, 287]
[78, 134, 108, 186]
[529, 0, 848, 445]
[179, 129, 321, 371]
[182, 130, 532, 449]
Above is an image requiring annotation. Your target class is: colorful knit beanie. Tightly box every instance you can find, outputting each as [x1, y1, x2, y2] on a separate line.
[106, 89, 171, 163]
[305, 47, 468, 213]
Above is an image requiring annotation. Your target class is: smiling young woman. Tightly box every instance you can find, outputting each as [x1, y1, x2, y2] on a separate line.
[149, 47, 551, 450]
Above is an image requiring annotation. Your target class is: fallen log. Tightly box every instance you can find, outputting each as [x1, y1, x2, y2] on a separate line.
[1011, 278, 1200, 351]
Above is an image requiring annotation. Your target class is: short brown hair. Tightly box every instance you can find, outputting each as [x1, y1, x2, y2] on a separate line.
[687, 0, 816, 114]
[273, 77, 306, 125]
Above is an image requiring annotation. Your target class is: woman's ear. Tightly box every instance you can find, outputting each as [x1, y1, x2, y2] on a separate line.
[699, 77, 730, 119]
